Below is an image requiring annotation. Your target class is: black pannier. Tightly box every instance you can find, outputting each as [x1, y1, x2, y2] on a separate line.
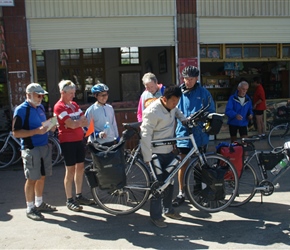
[201, 164, 226, 201]
[87, 142, 126, 190]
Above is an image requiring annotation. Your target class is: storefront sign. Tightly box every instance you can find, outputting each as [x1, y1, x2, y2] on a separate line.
[0, 0, 14, 6]
[178, 58, 198, 85]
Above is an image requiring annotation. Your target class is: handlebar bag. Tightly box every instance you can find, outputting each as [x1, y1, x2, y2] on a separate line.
[216, 142, 243, 179]
[87, 143, 126, 190]
[204, 115, 223, 135]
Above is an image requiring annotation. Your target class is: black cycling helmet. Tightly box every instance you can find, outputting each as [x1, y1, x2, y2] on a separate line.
[91, 83, 109, 94]
[182, 66, 199, 77]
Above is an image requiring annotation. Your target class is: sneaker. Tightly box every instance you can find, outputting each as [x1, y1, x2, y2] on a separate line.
[172, 196, 185, 207]
[75, 195, 95, 205]
[36, 202, 57, 212]
[66, 199, 83, 212]
[165, 211, 182, 220]
[151, 218, 168, 228]
[26, 207, 44, 221]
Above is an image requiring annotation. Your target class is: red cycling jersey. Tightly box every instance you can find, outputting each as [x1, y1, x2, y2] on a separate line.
[54, 100, 84, 143]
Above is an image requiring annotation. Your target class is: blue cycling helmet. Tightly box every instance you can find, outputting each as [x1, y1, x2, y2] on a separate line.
[91, 83, 109, 94]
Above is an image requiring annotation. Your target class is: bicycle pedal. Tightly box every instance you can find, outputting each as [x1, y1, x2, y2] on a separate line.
[274, 183, 280, 189]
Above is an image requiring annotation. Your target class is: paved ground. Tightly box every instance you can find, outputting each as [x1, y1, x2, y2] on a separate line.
[1, 138, 290, 249]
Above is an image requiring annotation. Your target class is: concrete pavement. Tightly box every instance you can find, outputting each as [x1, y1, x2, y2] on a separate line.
[1, 138, 290, 249]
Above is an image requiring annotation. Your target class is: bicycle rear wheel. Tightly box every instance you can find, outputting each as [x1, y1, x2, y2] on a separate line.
[268, 123, 290, 149]
[0, 138, 16, 169]
[91, 159, 150, 215]
[48, 136, 61, 166]
[185, 154, 238, 213]
[230, 162, 258, 207]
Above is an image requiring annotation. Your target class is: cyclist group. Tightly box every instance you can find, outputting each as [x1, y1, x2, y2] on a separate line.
[12, 65, 266, 227]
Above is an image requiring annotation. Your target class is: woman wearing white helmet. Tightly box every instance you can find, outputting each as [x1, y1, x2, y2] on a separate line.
[85, 83, 119, 146]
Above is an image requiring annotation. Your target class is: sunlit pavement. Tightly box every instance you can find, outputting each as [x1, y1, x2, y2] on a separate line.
[0, 138, 289, 249]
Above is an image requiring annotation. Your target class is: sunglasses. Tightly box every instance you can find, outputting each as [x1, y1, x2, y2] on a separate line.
[37, 94, 44, 98]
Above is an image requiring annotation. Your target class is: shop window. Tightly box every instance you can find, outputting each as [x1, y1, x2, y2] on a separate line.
[226, 47, 242, 58]
[261, 46, 277, 57]
[244, 47, 259, 58]
[120, 47, 139, 65]
[282, 46, 290, 58]
[200, 45, 221, 59]
[121, 72, 141, 101]
[60, 49, 80, 66]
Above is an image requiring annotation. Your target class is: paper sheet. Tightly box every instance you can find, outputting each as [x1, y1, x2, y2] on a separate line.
[42, 117, 57, 132]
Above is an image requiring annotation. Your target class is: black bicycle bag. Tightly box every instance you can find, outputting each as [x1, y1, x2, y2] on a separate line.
[201, 164, 226, 201]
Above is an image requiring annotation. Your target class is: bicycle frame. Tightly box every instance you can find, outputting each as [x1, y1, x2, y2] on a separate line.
[244, 147, 290, 193]
[0, 131, 21, 153]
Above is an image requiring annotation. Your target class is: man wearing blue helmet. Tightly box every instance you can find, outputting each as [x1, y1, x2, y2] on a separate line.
[85, 83, 119, 146]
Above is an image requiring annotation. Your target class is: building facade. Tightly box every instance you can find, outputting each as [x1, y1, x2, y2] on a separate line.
[0, 0, 289, 135]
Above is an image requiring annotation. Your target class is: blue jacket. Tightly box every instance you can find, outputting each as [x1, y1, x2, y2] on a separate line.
[176, 82, 215, 148]
[225, 90, 253, 127]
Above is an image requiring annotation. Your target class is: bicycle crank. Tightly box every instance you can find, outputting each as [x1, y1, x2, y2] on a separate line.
[258, 180, 274, 196]
[150, 181, 167, 199]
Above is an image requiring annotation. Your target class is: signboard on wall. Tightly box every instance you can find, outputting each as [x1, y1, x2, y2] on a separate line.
[0, 0, 14, 6]
[178, 58, 198, 85]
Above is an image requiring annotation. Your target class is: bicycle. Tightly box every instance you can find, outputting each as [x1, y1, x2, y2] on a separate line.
[86, 103, 239, 215]
[0, 131, 61, 169]
[230, 137, 290, 207]
[267, 105, 290, 149]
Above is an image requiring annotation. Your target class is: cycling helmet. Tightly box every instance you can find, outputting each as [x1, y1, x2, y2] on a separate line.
[91, 83, 109, 94]
[182, 66, 199, 77]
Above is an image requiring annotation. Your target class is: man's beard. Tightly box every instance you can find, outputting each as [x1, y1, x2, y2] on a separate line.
[28, 96, 41, 106]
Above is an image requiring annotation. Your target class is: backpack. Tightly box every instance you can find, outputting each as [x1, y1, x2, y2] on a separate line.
[200, 164, 226, 201]
[216, 142, 244, 179]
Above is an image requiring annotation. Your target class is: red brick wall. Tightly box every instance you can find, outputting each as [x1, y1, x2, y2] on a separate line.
[176, 0, 197, 58]
[3, 0, 30, 107]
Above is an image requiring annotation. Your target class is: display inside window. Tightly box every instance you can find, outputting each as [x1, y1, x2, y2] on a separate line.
[226, 47, 242, 58]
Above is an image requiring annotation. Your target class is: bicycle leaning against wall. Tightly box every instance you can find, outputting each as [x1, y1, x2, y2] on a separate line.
[0, 131, 61, 169]
[267, 104, 290, 149]
[230, 137, 290, 207]
[85, 103, 239, 215]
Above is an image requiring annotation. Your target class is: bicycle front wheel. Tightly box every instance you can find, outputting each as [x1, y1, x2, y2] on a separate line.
[0, 138, 16, 169]
[230, 162, 258, 207]
[268, 123, 290, 149]
[185, 154, 239, 213]
[91, 159, 150, 215]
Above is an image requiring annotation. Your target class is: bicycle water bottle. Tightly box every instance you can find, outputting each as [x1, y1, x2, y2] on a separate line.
[152, 154, 163, 179]
[165, 155, 181, 173]
[271, 158, 288, 176]
[103, 122, 110, 134]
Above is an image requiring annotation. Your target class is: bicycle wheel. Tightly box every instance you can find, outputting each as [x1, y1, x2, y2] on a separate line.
[91, 159, 150, 215]
[268, 123, 290, 149]
[48, 136, 61, 166]
[0, 138, 16, 169]
[184, 154, 238, 213]
[230, 162, 258, 207]
[0, 133, 21, 165]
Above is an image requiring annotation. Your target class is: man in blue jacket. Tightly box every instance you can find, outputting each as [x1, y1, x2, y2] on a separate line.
[225, 81, 253, 142]
[173, 66, 215, 207]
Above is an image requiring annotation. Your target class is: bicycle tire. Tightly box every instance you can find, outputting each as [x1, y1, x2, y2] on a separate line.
[91, 159, 150, 215]
[230, 162, 258, 207]
[268, 123, 290, 149]
[184, 154, 239, 213]
[0, 138, 16, 169]
[0, 133, 21, 165]
[48, 136, 61, 166]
